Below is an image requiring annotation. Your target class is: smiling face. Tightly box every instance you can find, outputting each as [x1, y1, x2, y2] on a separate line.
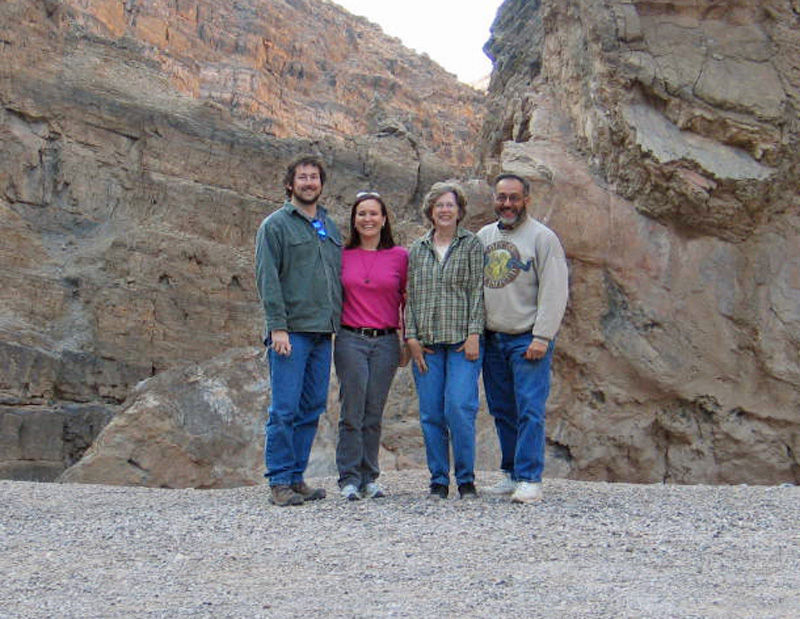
[493, 177, 530, 228]
[431, 191, 460, 232]
[287, 163, 323, 207]
[353, 198, 386, 246]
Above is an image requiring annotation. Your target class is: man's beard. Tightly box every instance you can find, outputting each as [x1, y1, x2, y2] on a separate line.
[496, 205, 527, 229]
[292, 187, 322, 206]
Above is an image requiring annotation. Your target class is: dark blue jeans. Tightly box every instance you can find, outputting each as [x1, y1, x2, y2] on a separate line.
[483, 331, 554, 483]
[412, 342, 482, 486]
[264, 332, 332, 486]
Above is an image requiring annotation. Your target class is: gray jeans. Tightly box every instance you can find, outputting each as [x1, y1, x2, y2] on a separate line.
[333, 328, 400, 489]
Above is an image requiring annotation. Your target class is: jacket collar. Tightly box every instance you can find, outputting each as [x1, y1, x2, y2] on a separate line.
[421, 225, 470, 246]
[285, 200, 328, 220]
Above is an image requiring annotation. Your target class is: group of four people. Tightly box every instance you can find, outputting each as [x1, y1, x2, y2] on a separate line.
[255, 155, 568, 507]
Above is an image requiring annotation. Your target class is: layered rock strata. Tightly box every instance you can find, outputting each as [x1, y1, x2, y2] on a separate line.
[6, 0, 800, 487]
[0, 0, 479, 479]
[480, 0, 800, 483]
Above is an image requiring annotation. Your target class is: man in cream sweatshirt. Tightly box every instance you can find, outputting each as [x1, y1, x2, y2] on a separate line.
[477, 173, 569, 503]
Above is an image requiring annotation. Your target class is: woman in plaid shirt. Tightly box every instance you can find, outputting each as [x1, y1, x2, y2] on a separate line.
[405, 181, 485, 500]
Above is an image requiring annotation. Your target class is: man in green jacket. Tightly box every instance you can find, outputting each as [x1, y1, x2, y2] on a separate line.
[255, 155, 342, 506]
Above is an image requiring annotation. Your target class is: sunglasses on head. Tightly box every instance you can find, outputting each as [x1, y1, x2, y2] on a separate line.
[356, 191, 381, 199]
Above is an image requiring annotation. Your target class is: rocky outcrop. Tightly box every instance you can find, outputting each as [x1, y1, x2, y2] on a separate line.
[61, 347, 529, 488]
[59, 0, 484, 167]
[60, 347, 268, 488]
[480, 0, 800, 483]
[0, 0, 480, 479]
[6, 0, 799, 487]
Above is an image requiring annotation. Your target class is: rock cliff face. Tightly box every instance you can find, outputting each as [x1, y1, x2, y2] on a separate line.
[5, 0, 800, 487]
[62, 0, 483, 166]
[480, 0, 800, 483]
[0, 0, 480, 479]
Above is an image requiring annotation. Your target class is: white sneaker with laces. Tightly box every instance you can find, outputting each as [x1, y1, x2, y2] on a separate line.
[511, 481, 543, 503]
[361, 482, 385, 499]
[340, 483, 360, 501]
[483, 473, 518, 496]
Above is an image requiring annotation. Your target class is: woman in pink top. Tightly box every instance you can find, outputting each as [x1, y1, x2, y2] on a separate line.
[334, 192, 409, 500]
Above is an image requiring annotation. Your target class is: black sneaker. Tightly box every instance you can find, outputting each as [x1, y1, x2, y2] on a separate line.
[428, 483, 449, 500]
[458, 482, 478, 499]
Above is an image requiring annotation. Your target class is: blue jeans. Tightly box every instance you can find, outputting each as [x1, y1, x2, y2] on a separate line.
[412, 342, 482, 486]
[483, 331, 554, 483]
[265, 332, 332, 486]
[334, 329, 400, 489]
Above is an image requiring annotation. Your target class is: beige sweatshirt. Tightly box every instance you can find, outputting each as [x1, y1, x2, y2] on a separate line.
[477, 216, 568, 340]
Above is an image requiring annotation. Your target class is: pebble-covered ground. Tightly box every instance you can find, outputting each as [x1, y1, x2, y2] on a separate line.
[1, 471, 798, 618]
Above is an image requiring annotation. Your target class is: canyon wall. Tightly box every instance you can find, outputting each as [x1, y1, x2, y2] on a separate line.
[4, 0, 799, 486]
[480, 0, 800, 483]
[0, 0, 481, 480]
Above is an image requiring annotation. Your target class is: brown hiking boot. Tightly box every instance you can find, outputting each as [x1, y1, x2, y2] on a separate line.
[291, 481, 326, 501]
[270, 484, 304, 506]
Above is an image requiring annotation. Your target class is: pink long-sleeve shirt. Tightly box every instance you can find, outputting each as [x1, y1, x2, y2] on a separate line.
[340, 246, 408, 329]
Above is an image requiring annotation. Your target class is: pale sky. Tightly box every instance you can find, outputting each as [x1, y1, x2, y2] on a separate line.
[331, 0, 505, 84]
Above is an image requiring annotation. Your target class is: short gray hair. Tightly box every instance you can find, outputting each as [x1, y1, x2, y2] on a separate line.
[421, 181, 467, 224]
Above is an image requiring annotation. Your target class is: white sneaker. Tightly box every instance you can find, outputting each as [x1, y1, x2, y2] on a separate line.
[511, 481, 543, 503]
[340, 483, 360, 501]
[483, 473, 518, 496]
[361, 482, 385, 499]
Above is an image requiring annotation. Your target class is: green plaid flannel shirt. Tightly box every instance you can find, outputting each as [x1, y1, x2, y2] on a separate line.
[405, 227, 484, 345]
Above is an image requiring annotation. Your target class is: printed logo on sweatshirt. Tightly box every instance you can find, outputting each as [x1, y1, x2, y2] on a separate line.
[483, 240, 532, 288]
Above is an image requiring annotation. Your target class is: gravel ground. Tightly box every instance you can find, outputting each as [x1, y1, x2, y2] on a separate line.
[1, 471, 799, 618]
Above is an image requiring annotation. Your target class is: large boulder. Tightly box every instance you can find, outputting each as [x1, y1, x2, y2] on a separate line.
[60, 346, 531, 488]
[60, 347, 268, 488]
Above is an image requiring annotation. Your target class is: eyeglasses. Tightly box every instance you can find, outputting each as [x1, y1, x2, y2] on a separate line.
[311, 218, 328, 240]
[494, 193, 524, 205]
[357, 191, 381, 199]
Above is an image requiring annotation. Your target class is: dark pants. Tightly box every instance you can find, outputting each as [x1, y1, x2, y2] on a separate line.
[334, 329, 400, 489]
